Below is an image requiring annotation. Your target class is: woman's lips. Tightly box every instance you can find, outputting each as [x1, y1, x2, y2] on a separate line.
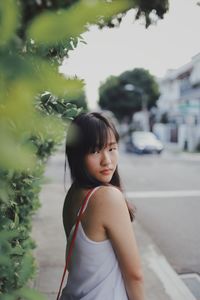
[100, 169, 112, 175]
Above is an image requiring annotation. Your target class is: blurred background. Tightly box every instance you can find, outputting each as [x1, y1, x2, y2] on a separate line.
[1, 0, 200, 299]
[61, 0, 200, 153]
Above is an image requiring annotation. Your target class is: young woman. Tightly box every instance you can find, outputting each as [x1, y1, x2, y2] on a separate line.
[60, 112, 144, 300]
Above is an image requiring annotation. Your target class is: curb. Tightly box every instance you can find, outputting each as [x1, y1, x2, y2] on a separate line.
[134, 221, 196, 300]
[145, 245, 196, 300]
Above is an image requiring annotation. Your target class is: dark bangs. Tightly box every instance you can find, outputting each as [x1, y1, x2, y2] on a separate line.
[65, 112, 120, 188]
[82, 112, 119, 155]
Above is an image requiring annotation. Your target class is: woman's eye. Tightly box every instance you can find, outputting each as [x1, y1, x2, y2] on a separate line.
[92, 149, 100, 154]
[109, 147, 117, 151]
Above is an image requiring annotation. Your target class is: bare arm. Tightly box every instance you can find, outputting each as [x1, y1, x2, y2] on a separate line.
[98, 187, 145, 300]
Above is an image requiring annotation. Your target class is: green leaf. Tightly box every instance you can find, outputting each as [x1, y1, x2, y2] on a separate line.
[0, 230, 18, 242]
[30, 57, 84, 97]
[0, 0, 20, 46]
[65, 107, 79, 119]
[0, 131, 36, 171]
[0, 181, 12, 203]
[10, 244, 24, 256]
[14, 212, 19, 228]
[28, 0, 132, 46]
[17, 253, 35, 286]
[0, 293, 16, 300]
[15, 287, 47, 300]
[0, 255, 11, 267]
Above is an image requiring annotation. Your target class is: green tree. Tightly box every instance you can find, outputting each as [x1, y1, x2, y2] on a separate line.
[99, 68, 160, 122]
[61, 90, 88, 111]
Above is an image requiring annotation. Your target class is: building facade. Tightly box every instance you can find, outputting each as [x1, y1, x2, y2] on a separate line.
[155, 53, 200, 151]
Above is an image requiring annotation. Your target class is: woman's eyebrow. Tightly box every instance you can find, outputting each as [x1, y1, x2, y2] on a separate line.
[108, 142, 117, 146]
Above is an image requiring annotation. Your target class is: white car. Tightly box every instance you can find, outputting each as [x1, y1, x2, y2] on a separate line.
[125, 131, 164, 154]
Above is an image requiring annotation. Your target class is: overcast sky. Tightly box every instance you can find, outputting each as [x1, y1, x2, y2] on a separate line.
[60, 0, 200, 109]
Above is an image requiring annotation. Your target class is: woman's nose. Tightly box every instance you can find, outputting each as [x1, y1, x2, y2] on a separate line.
[101, 151, 111, 165]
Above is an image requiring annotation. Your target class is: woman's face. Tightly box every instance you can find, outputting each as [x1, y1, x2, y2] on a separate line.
[84, 130, 119, 185]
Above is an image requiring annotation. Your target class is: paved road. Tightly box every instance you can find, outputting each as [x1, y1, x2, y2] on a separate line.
[118, 148, 200, 275]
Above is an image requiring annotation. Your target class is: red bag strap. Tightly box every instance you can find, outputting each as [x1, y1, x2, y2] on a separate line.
[56, 188, 96, 300]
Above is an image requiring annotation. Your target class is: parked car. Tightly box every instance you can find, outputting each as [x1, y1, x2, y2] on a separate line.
[125, 131, 164, 154]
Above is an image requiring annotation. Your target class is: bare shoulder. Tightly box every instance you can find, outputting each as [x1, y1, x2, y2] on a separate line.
[90, 185, 128, 221]
[93, 185, 124, 204]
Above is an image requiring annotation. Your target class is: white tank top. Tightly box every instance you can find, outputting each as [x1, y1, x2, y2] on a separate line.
[60, 186, 128, 300]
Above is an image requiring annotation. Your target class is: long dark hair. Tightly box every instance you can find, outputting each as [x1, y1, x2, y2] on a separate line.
[64, 112, 122, 189]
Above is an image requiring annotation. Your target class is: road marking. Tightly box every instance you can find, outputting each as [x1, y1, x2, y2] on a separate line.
[126, 190, 200, 198]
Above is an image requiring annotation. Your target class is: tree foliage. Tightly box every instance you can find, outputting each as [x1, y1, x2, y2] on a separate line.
[134, 0, 169, 27]
[17, 0, 169, 61]
[99, 68, 160, 121]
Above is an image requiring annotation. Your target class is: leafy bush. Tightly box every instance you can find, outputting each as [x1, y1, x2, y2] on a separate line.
[0, 108, 80, 300]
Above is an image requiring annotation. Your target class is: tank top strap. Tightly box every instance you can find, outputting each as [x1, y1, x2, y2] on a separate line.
[77, 186, 102, 217]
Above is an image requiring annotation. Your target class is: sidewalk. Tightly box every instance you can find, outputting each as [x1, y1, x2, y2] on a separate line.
[163, 142, 200, 162]
[32, 151, 196, 300]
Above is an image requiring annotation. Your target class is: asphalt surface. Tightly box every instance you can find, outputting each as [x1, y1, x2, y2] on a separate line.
[118, 147, 200, 275]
